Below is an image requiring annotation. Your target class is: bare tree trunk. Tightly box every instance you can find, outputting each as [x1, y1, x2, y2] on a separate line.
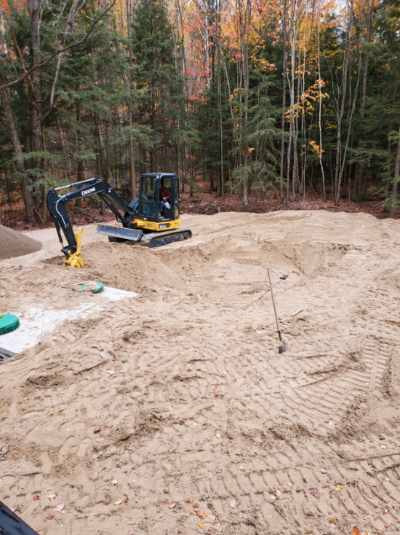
[336, 48, 362, 202]
[217, 42, 224, 195]
[280, 0, 288, 202]
[128, 111, 137, 196]
[354, 0, 373, 198]
[75, 101, 85, 181]
[299, 42, 306, 198]
[334, 1, 351, 202]
[287, 0, 298, 200]
[28, 0, 43, 220]
[126, 0, 137, 196]
[57, 118, 71, 179]
[242, 0, 251, 206]
[175, 0, 189, 192]
[235, 0, 251, 206]
[390, 130, 400, 217]
[1, 7, 33, 220]
[1, 88, 34, 221]
[316, 0, 326, 199]
[49, 0, 83, 111]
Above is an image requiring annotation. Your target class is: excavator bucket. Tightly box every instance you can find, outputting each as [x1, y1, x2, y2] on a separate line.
[97, 224, 144, 242]
[65, 229, 85, 268]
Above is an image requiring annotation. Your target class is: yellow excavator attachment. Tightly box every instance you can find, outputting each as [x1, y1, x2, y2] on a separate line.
[65, 229, 85, 268]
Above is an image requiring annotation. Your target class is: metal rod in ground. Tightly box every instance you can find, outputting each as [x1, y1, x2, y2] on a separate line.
[267, 268, 287, 354]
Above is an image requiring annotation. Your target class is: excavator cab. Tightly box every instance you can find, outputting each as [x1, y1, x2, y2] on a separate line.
[136, 173, 179, 224]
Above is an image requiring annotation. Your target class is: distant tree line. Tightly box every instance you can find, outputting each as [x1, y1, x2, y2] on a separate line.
[0, 0, 399, 222]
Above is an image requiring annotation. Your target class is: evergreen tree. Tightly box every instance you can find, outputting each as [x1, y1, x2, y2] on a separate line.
[129, 0, 184, 171]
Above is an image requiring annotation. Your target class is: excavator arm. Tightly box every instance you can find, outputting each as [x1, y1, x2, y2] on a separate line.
[47, 177, 134, 261]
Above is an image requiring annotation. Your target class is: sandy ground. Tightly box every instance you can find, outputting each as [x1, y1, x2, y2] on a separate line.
[1, 210, 400, 534]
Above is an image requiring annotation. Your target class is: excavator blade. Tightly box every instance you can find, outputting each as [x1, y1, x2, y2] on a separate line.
[97, 225, 192, 248]
[97, 224, 143, 242]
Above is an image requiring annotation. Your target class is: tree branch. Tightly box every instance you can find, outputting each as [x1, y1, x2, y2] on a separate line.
[49, 0, 85, 110]
[0, 0, 116, 91]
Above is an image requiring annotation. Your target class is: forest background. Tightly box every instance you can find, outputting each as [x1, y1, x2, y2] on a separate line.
[0, 0, 399, 224]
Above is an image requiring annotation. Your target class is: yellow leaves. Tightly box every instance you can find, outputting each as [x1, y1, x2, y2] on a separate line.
[252, 56, 276, 73]
[309, 140, 324, 157]
[352, 0, 380, 23]
[285, 79, 329, 123]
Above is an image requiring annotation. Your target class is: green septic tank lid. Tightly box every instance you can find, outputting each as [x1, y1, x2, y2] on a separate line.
[0, 313, 20, 335]
[92, 281, 105, 294]
[78, 281, 105, 294]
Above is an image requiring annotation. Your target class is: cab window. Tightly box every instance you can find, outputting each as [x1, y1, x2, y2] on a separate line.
[161, 177, 172, 191]
[141, 176, 155, 199]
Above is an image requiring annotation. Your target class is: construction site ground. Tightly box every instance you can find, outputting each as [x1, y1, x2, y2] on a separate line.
[1, 210, 400, 534]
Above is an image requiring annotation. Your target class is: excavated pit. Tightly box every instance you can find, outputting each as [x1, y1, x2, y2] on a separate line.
[77, 232, 363, 295]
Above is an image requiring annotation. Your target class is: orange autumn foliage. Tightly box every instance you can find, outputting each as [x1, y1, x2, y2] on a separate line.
[0, 0, 26, 12]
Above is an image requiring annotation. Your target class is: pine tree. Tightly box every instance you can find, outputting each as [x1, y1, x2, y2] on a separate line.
[129, 0, 184, 171]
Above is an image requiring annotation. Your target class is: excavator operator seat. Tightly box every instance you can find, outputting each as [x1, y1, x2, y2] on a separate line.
[160, 177, 174, 218]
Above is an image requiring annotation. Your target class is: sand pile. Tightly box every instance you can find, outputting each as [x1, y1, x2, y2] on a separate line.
[83, 241, 185, 294]
[0, 224, 41, 260]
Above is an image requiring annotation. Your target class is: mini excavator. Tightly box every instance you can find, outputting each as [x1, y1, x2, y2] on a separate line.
[47, 173, 192, 267]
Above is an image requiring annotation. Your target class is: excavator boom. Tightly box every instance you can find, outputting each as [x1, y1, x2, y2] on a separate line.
[47, 177, 134, 258]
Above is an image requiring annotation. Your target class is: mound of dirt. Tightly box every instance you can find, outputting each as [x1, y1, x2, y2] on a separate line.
[82, 241, 184, 294]
[0, 224, 42, 260]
